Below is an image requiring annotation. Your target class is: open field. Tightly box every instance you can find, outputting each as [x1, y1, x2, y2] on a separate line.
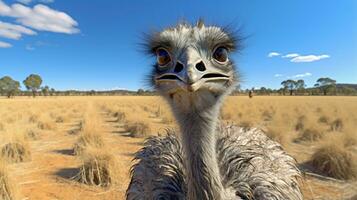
[0, 96, 356, 200]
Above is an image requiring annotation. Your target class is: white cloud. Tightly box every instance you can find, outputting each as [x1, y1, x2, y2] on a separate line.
[0, 21, 36, 39]
[17, 0, 32, 5]
[290, 72, 312, 78]
[0, 0, 79, 34]
[39, 0, 54, 3]
[290, 54, 330, 63]
[17, 0, 54, 4]
[274, 74, 283, 77]
[26, 44, 34, 50]
[282, 53, 299, 58]
[268, 52, 280, 57]
[0, 41, 12, 48]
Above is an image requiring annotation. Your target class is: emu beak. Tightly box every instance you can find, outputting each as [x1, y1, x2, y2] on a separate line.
[155, 70, 230, 92]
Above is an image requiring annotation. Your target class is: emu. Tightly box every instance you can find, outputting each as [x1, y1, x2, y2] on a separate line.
[126, 20, 302, 200]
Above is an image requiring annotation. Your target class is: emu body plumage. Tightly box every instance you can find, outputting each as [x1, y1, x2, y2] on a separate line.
[126, 21, 302, 200]
[127, 126, 302, 200]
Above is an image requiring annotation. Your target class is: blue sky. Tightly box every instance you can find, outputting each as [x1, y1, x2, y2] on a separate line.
[0, 0, 356, 91]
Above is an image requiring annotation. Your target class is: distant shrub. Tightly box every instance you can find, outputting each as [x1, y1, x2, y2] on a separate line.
[112, 111, 126, 123]
[55, 116, 65, 123]
[261, 110, 273, 121]
[154, 106, 162, 118]
[37, 121, 57, 130]
[238, 120, 254, 131]
[125, 122, 151, 138]
[330, 118, 343, 131]
[315, 107, 322, 113]
[28, 114, 39, 123]
[295, 115, 306, 131]
[265, 126, 286, 145]
[74, 133, 105, 156]
[1, 142, 31, 163]
[318, 116, 330, 124]
[26, 129, 40, 140]
[296, 127, 324, 142]
[161, 116, 173, 124]
[221, 112, 232, 120]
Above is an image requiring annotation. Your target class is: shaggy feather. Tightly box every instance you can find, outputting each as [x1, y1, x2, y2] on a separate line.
[126, 126, 302, 200]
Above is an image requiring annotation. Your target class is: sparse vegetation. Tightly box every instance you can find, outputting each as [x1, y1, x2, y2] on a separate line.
[76, 148, 119, 187]
[74, 132, 105, 155]
[296, 127, 324, 142]
[0, 161, 16, 200]
[310, 139, 357, 180]
[1, 142, 31, 163]
[112, 111, 126, 122]
[0, 96, 356, 199]
[124, 122, 151, 138]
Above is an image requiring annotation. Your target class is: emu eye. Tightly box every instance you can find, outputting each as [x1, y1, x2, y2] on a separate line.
[213, 47, 228, 63]
[156, 48, 171, 66]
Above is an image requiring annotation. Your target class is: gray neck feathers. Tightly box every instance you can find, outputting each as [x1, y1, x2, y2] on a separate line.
[169, 91, 227, 200]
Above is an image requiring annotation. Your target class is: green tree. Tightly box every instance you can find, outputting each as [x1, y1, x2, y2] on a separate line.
[281, 80, 297, 95]
[50, 88, 55, 96]
[41, 85, 50, 96]
[23, 74, 42, 97]
[295, 79, 306, 95]
[0, 76, 20, 98]
[137, 89, 145, 95]
[315, 77, 336, 95]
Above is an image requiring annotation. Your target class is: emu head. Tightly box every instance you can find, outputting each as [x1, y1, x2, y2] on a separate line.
[146, 20, 240, 112]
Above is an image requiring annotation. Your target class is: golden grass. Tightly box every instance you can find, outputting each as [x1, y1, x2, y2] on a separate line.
[124, 121, 151, 138]
[0, 124, 32, 163]
[76, 147, 119, 187]
[310, 136, 357, 180]
[0, 161, 17, 200]
[0, 96, 356, 199]
[1, 142, 31, 163]
[73, 107, 105, 155]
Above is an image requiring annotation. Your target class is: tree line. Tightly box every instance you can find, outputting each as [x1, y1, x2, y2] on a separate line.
[1, 74, 356, 98]
[237, 77, 357, 96]
[0, 74, 53, 98]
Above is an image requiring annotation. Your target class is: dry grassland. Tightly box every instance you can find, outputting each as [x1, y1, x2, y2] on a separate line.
[0, 96, 356, 200]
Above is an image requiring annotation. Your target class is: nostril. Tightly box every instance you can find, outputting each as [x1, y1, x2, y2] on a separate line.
[174, 62, 184, 73]
[195, 61, 206, 71]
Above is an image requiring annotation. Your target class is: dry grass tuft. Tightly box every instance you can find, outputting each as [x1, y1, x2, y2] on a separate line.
[74, 133, 105, 155]
[296, 127, 324, 142]
[330, 118, 343, 131]
[295, 115, 306, 131]
[1, 142, 31, 163]
[28, 114, 39, 123]
[261, 110, 274, 121]
[221, 111, 232, 120]
[37, 121, 57, 130]
[25, 128, 40, 140]
[0, 161, 17, 200]
[310, 140, 357, 180]
[318, 115, 330, 124]
[112, 111, 126, 122]
[265, 126, 287, 145]
[154, 106, 162, 117]
[238, 120, 254, 130]
[55, 116, 66, 123]
[76, 148, 119, 187]
[125, 122, 151, 138]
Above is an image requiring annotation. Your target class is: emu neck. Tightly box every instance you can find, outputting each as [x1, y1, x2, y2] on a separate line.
[170, 91, 226, 200]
